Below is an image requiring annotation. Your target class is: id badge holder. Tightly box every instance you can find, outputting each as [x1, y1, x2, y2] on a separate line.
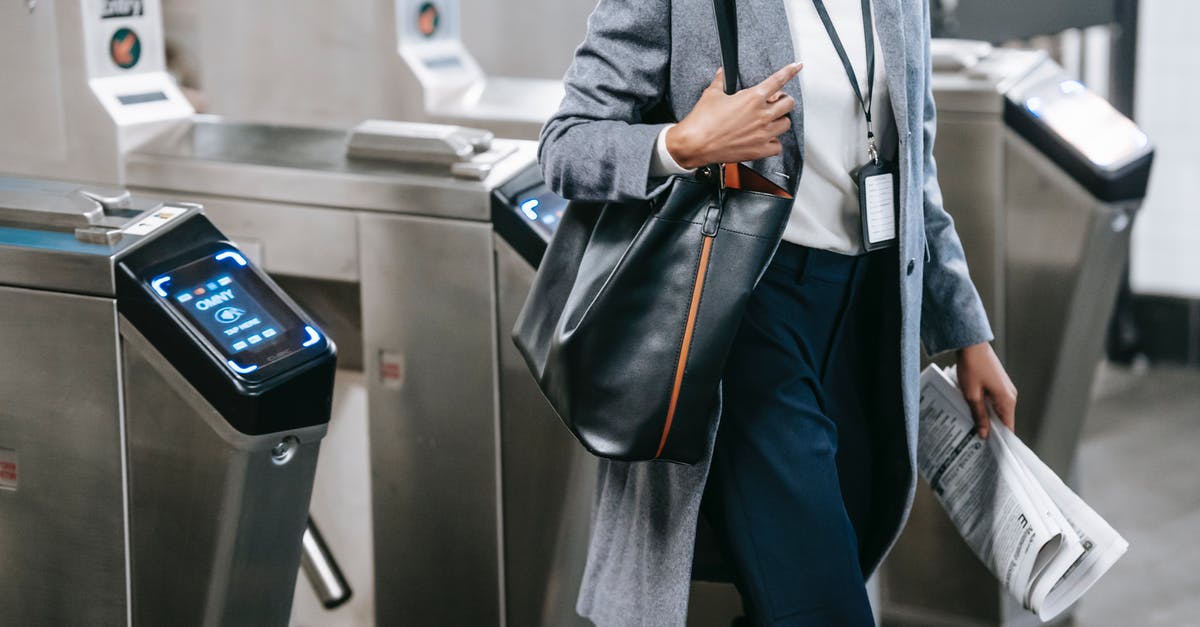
[856, 156, 898, 251]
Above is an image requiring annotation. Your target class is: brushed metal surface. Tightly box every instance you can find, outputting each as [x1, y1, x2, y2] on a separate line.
[1002, 133, 1135, 472]
[121, 319, 325, 627]
[361, 214, 504, 626]
[126, 118, 537, 221]
[0, 286, 129, 627]
[494, 235, 595, 627]
[0, 197, 200, 297]
[152, 193, 362, 282]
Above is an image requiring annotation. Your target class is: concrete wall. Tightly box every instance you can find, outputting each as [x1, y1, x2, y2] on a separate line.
[460, 0, 593, 80]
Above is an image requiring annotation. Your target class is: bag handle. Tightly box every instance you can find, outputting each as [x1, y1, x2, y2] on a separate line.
[712, 0, 739, 95]
[709, 0, 738, 195]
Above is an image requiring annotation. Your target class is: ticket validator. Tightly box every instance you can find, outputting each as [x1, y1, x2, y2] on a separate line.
[0, 177, 336, 626]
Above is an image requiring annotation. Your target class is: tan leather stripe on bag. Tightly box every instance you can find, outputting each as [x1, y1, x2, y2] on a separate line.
[656, 234, 715, 458]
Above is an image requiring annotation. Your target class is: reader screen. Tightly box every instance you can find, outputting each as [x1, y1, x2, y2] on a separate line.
[152, 250, 312, 369]
[173, 271, 286, 355]
[514, 187, 568, 239]
[1024, 79, 1150, 170]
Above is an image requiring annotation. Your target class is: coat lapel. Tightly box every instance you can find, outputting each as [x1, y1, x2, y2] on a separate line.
[740, 0, 910, 189]
[872, 0, 910, 147]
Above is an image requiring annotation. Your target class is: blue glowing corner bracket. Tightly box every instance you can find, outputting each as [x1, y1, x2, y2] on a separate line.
[151, 275, 172, 297]
[214, 250, 248, 266]
[226, 359, 259, 375]
[519, 198, 540, 220]
[302, 325, 321, 348]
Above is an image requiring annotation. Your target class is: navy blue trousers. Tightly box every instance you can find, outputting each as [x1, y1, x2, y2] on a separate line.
[700, 242, 897, 626]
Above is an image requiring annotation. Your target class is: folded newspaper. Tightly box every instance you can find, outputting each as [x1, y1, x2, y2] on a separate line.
[918, 364, 1129, 622]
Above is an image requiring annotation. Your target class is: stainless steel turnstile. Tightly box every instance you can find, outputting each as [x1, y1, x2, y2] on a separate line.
[882, 42, 1154, 627]
[0, 177, 337, 626]
[1, 3, 588, 623]
[125, 120, 594, 627]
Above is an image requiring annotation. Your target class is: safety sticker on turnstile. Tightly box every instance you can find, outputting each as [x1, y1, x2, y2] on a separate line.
[124, 207, 183, 236]
[380, 351, 405, 389]
[0, 448, 17, 491]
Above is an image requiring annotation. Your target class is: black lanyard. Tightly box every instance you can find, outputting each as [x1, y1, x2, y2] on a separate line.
[810, 0, 878, 160]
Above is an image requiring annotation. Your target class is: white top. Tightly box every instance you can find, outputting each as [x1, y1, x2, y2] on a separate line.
[651, 0, 894, 255]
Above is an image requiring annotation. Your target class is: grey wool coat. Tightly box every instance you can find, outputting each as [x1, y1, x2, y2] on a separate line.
[538, 0, 994, 624]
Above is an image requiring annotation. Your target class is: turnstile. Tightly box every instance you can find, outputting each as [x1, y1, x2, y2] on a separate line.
[124, 120, 592, 627]
[881, 42, 1153, 627]
[0, 177, 337, 626]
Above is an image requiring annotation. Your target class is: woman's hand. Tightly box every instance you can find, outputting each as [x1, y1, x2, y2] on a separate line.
[956, 342, 1018, 439]
[665, 63, 803, 169]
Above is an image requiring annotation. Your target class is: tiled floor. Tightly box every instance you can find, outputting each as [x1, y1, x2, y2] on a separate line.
[1074, 364, 1200, 627]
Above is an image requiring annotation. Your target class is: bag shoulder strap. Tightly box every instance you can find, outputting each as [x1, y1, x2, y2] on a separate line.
[712, 0, 739, 95]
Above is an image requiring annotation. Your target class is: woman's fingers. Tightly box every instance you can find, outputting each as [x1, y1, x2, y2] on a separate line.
[755, 62, 804, 96]
[766, 94, 795, 118]
[679, 62, 802, 164]
[765, 115, 791, 137]
[989, 385, 1017, 432]
[964, 386, 990, 439]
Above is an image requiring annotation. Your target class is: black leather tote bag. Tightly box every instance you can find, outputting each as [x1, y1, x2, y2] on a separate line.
[512, 0, 794, 464]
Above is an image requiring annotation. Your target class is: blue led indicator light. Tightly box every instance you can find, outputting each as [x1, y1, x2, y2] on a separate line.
[151, 276, 172, 297]
[1025, 96, 1043, 118]
[302, 326, 321, 348]
[214, 251, 248, 266]
[520, 198, 540, 220]
[226, 360, 258, 374]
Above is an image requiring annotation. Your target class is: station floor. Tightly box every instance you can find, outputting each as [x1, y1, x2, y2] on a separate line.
[1073, 363, 1200, 627]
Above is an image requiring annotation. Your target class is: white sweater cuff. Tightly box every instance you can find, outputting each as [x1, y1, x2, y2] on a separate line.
[649, 124, 696, 177]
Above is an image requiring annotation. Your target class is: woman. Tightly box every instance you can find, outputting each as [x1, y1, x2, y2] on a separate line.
[539, 0, 1018, 625]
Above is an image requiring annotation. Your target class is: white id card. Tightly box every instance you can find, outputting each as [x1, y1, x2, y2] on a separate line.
[857, 158, 897, 250]
[864, 173, 896, 244]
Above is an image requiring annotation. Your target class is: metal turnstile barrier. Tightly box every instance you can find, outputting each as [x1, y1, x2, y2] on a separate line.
[124, 120, 592, 627]
[0, 4, 593, 621]
[881, 41, 1154, 627]
[0, 177, 337, 626]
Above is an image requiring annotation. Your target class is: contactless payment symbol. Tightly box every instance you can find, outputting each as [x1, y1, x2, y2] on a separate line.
[214, 306, 245, 324]
[417, 2, 440, 37]
[110, 27, 141, 69]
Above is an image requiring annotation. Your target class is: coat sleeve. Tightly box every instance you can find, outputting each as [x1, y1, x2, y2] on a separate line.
[538, 0, 675, 203]
[917, 0, 995, 355]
